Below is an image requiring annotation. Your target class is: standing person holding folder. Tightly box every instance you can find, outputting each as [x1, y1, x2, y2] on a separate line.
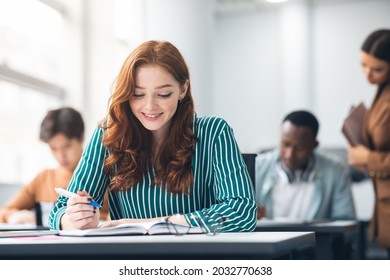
[347, 29, 390, 258]
[49, 40, 257, 233]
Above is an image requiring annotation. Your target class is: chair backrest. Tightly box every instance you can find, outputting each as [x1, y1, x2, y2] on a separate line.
[241, 153, 256, 188]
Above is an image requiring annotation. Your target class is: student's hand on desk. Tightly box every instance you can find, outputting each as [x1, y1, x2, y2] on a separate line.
[62, 190, 100, 230]
[257, 206, 267, 220]
[8, 210, 36, 225]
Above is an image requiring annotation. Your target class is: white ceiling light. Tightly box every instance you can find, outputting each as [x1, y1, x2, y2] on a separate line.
[266, 0, 289, 3]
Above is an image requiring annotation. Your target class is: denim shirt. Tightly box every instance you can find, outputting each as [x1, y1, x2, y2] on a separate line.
[255, 149, 356, 220]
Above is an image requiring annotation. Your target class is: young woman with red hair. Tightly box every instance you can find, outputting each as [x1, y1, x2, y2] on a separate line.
[49, 40, 256, 233]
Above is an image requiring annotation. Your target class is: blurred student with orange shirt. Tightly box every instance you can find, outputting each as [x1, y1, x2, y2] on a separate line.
[0, 107, 108, 225]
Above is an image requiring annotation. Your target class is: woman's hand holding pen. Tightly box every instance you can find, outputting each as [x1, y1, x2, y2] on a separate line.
[257, 205, 267, 220]
[8, 210, 36, 225]
[62, 190, 100, 230]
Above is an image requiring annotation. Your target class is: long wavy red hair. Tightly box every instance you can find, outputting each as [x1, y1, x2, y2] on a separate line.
[100, 41, 197, 193]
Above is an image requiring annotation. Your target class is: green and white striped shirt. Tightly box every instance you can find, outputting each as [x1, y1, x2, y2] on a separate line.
[49, 116, 257, 232]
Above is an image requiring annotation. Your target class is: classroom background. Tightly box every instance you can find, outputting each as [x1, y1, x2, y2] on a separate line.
[0, 0, 389, 258]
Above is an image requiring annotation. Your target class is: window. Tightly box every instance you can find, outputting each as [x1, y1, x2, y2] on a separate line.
[0, 0, 143, 185]
[0, 0, 66, 184]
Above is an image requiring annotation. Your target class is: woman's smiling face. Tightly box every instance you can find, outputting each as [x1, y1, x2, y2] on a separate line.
[129, 64, 188, 140]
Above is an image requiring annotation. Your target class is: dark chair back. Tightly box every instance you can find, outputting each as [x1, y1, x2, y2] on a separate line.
[242, 153, 256, 188]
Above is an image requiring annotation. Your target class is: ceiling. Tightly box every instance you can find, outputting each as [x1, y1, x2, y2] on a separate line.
[215, 0, 371, 14]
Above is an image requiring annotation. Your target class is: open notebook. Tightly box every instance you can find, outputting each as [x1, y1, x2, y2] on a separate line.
[59, 221, 204, 237]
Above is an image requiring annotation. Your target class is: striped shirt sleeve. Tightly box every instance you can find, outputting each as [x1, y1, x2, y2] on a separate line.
[185, 117, 257, 232]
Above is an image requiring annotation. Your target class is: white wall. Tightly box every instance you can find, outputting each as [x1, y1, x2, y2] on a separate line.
[213, 0, 390, 153]
[67, 0, 390, 153]
[313, 0, 390, 147]
[213, 10, 279, 152]
[144, 0, 215, 117]
[81, 0, 126, 139]
[75, 0, 215, 139]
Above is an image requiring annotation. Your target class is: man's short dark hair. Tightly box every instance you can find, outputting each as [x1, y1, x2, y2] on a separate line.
[282, 110, 319, 137]
[40, 107, 84, 143]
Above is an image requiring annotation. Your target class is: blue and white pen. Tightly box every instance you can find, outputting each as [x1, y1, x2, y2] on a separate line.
[54, 187, 101, 208]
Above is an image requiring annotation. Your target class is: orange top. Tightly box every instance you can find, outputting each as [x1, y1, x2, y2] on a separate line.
[0, 168, 109, 223]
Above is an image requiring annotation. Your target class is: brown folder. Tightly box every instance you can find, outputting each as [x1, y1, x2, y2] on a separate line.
[341, 102, 367, 146]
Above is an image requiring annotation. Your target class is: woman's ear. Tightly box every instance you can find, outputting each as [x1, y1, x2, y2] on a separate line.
[180, 79, 189, 100]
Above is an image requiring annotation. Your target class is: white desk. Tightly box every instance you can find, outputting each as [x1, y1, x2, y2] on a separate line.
[255, 220, 358, 259]
[256, 220, 357, 233]
[0, 231, 315, 260]
[0, 223, 48, 231]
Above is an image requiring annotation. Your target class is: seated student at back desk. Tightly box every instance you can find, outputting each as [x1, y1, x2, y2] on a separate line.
[0, 107, 109, 225]
[255, 110, 356, 221]
[255, 110, 356, 258]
